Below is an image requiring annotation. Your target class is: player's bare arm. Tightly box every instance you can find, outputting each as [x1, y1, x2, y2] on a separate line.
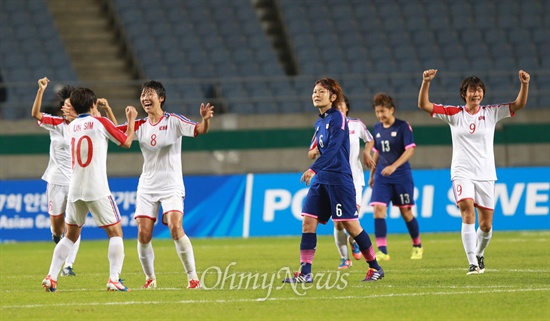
[363, 140, 375, 169]
[196, 103, 214, 134]
[31, 77, 49, 121]
[120, 106, 138, 148]
[510, 70, 530, 113]
[418, 69, 437, 113]
[97, 98, 118, 125]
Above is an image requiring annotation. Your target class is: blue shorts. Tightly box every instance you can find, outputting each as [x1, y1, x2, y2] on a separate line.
[302, 182, 359, 224]
[370, 175, 415, 207]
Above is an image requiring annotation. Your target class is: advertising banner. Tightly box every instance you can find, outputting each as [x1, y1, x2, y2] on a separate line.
[0, 167, 548, 242]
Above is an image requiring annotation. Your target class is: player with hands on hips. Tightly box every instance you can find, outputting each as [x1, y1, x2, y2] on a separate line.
[418, 69, 530, 274]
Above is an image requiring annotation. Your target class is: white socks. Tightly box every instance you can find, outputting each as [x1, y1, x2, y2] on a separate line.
[47, 237, 74, 280]
[64, 235, 81, 268]
[476, 228, 493, 257]
[174, 235, 197, 280]
[461, 223, 477, 266]
[333, 227, 349, 260]
[108, 236, 125, 281]
[138, 241, 156, 280]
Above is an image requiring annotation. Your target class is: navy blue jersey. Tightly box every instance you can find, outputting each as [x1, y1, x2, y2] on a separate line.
[372, 118, 416, 182]
[309, 108, 353, 185]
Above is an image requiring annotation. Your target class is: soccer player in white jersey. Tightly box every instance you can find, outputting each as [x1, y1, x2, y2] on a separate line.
[118, 80, 214, 290]
[32, 78, 119, 277]
[32, 78, 81, 277]
[308, 96, 375, 269]
[41, 87, 137, 292]
[418, 69, 530, 274]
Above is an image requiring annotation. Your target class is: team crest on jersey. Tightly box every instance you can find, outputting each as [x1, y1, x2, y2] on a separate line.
[326, 124, 330, 129]
[376, 133, 381, 138]
[159, 125, 168, 130]
[391, 132, 397, 137]
[478, 116, 485, 121]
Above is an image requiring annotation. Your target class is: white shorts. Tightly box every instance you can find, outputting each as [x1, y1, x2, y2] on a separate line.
[452, 178, 495, 210]
[355, 184, 364, 207]
[46, 183, 69, 216]
[134, 192, 184, 225]
[66, 195, 122, 227]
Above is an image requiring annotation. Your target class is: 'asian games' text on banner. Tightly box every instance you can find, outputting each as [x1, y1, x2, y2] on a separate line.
[0, 167, 548, 242]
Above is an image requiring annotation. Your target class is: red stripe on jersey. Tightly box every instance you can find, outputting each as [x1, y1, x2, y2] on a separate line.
[431, 104, 462, 116]
[40, 114, 66, 126]
[96, 117, 128, 145]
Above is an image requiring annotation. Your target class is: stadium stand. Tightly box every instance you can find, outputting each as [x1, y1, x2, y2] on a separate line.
[0, 0, 548, 119]
[0, 0, 77, 119]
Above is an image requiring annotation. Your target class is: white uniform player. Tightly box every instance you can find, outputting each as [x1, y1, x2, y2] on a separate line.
[347, 118, 374, 205]
[31, 77, 80, 277]
[419, 69, 530, 275]
[42, 87, 137, 292]
[122, 80, 214, 290]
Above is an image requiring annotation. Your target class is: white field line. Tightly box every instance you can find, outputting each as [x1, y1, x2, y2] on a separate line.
[1, 287, 549, 309]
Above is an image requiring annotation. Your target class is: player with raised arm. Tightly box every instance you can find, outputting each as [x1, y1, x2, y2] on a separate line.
[117, 80, 214, 290]
[418, 69, 530, 274]
[41, 87, 137, 292]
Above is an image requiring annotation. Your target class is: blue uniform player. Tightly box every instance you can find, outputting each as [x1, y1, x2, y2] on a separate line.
[369, 93, 423, 261]
[283, 78, 384, 283]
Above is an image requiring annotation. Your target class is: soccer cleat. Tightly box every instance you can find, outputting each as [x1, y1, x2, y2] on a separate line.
[411, 247, 424, 260]
[338, 258, 352, 269]
[61, 266, 76, 276]
[282, 272, 313, 283]
[466, 264, 481, 275]
[348, 236, 363, 260]
[52, 234, 62, 244]
[107, 279, 130, 291]
[476, 256, 485, 273]
[142, 278, 157, 289]
[42, 275, 57, 292]
[362, 267, 385, 282]
[375, 250, 391, 261]
[187, 279, 201, 289]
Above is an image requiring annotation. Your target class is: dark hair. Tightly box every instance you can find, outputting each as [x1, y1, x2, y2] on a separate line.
[57, 85, 75, 108]
[141, 80, 166, 107]
[314, 78, 344, 108]
[372, 92, 395, 109]
[459, 76, 486, 102]
[70, 87, 97, 114]
[343, 95, 350, 115]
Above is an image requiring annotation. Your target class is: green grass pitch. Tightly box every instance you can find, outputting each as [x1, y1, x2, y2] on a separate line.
[1, 231, 549, 320]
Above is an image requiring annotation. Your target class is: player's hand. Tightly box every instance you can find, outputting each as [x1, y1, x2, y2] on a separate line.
[364, 155, 376, 170]
[381, 165, 396, 176]
[519, 70, 530, 84]
[37, 77, 49, 91]
[423, 69, 437, 82]
[97, 98, 111, 111]
[308, 147, 320, 160]
[125, 106, 138, 120]
[300, 169, 315, 186]
[200, 103, 214, 120]
[62, 105, 78, 121]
